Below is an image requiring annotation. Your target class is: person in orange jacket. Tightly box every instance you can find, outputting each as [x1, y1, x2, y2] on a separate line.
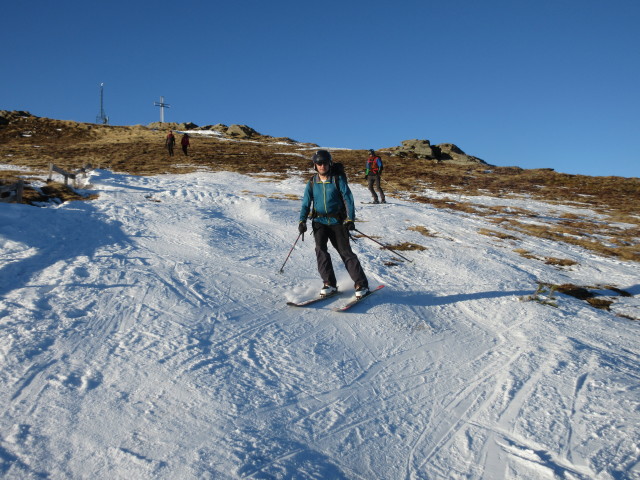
[365, 149, 385, 203]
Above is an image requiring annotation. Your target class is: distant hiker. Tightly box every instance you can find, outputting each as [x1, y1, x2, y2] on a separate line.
[298, 150, 370, 298]
[181, 133, 190, 156]
[365, 149, 385, 204]
[165, 130, 176, 156]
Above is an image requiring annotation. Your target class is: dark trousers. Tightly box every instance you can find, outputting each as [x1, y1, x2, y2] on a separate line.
[313, 222, 368, 289]
[182, 145, 189, 156]
[367, 175, 385, 202]
[167, 144, 174, 156]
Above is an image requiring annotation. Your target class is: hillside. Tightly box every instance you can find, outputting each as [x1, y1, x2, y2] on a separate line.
[1, 165, 639, 478]
[1, 112, 639, 478]
[1, 111, 639, 264]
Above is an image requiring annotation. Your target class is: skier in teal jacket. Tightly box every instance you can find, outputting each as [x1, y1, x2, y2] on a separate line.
[298, 150, 369, 298]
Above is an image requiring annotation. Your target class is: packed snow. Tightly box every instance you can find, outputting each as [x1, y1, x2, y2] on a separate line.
[0, 167, 638, 479]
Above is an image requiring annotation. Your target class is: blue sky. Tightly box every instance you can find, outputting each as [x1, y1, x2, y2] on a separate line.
[3, 0, 638, 177]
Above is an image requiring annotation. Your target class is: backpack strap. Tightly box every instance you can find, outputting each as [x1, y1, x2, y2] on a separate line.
[308, 174, 316, 218]
[333, 174, 349, 221]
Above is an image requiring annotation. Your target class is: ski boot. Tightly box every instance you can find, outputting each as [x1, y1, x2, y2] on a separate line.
[355, 285, 370, 299]
[320, 283, 337, 297]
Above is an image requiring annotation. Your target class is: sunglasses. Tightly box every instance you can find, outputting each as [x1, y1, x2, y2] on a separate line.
[314, 160, 330, 166]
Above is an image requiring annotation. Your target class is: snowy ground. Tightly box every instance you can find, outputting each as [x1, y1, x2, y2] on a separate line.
[0, 168, 638, 479]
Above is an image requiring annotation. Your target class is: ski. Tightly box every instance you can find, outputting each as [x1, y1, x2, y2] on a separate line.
[332, 285, 385, 312]
[287, 290, 342, 307]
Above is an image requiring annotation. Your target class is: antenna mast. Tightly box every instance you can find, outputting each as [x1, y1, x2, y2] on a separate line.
[154, 96, 170, 123]
[96, 83, 109, 124]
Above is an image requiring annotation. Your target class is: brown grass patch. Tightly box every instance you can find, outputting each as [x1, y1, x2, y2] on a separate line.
[408, 225, 438, 237]
[499, 219, 640, 262]
[512, 250, 578, 267]
[410, 195, 482, 215]
[478, 228, 519, 241]
[523, 282, 634, 314]
[485, 205, 537, 217]
[544, 257, 578, 267]
[383, 242, 427, 251]
[513, 248, 538, 260]
[270, 193, 301, 201]
[586, 298, 613, 311]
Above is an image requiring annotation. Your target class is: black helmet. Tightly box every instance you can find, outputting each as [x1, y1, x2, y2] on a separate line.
[368, 149, 375, 155]
[312, 150, 333, 167]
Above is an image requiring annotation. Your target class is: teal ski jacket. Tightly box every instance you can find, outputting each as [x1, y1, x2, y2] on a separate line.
[299, 173, 355, 226]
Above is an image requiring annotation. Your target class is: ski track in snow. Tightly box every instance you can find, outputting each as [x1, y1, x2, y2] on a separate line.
[0, 169, 638, 479]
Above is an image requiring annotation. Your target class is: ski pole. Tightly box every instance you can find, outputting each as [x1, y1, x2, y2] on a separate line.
[354, 228, 413, 263]
[279, 232, 303, 273]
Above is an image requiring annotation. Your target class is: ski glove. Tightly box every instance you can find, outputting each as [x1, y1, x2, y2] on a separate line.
[345, 221, 355, 231]
[298, 222, 307, 234]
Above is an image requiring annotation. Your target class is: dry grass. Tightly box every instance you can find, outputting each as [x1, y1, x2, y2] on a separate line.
[513, 248, 538, 260]
[383, 242, 427, 252]
[408, 225, 438, 237]
[512, 249, 579, 267]
[522, 282, 635, 317]
[500, 219, 640, 261]
[478, 228, 519, 241]
[586, 298, 614, 311]
[544, 257, 578, 267]
[1, 114, 638, 262]
[555, 284, 625, 312]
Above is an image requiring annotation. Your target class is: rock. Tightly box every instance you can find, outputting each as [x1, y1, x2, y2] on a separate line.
[226, 124, 259, 138]
[387, 138, 489, 166]
[386, 139, 436, 158]
[404, 139, 435, 157]
[0, 110, 35, 125]
[196, 124, 228, 133]
[435, 143, 487, 165]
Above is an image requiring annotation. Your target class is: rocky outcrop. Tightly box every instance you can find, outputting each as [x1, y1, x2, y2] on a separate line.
[145, 122, 260, 139]
[190, 123, 260, 138]
[390, 139, 436, 158]
[195, 124, 229, 134]
[225, 124, 259, 138]
[0, 110, 36, 125]
[147, 121, 198, 131]
[387, 139, 489, 166]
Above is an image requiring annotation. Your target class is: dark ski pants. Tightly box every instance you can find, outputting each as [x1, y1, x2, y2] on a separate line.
[367, 174, 385, 202]
[313, 222, 368, 289]
[167, 145, 174, 156]
[182, 145, 189, 156]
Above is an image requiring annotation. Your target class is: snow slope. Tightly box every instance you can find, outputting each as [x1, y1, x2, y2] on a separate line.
[0, 168, 638, 479]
